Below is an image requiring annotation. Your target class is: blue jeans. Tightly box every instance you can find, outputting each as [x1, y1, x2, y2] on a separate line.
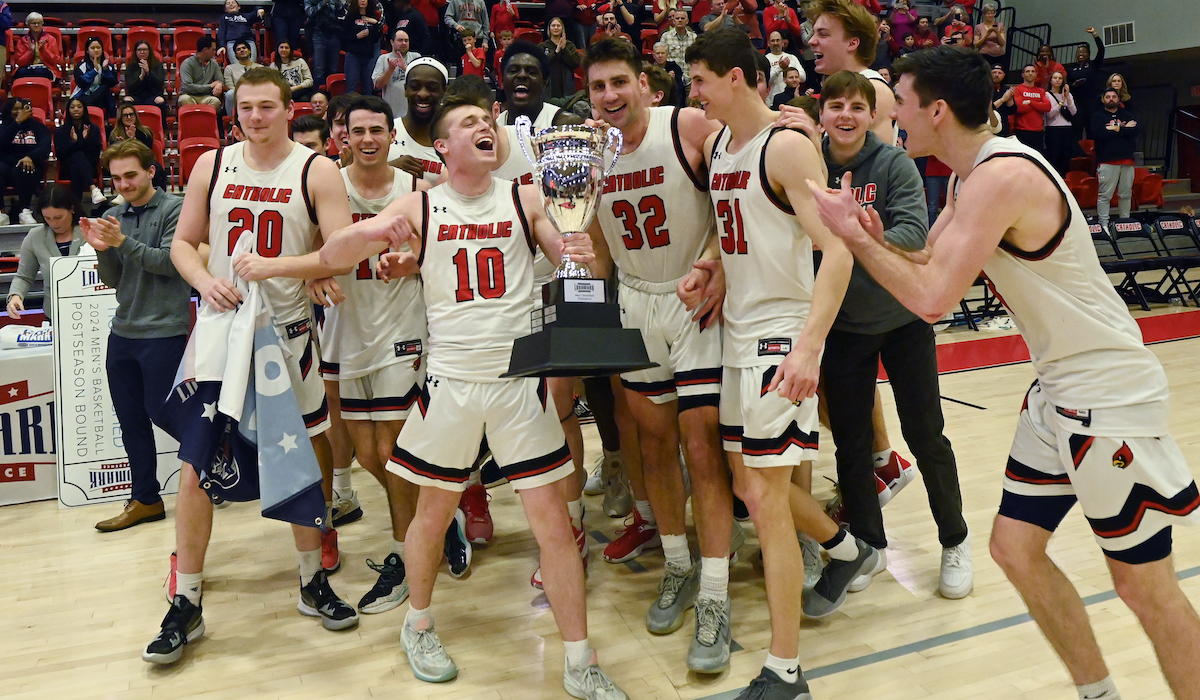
[925, 174, 950, 227]
[343, 51, 376, 95]
[272, 8, 306, 48]
[310, 30, 342, 90]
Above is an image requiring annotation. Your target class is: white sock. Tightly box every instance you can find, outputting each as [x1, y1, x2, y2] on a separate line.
[405, 604, 433, 630]
[661, 533, 691, 570]
[177, 571, 203, 606]
[567, 498, 583, 531]
[634, 499, 655, 525]
[1078, 677, 1121, 700]
[822, 528, 859, 562]
[390, 538, 405, 559]
[872, 450, 892, 467]
[764, 653, 800, 684]
[698, 556, 729, 602]
[563, 638, 591, 668]
[298, 548, 322, 586]
[333, 467, 352, 497]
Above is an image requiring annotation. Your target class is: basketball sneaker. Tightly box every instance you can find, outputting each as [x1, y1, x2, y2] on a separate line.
[142, 595, 204, 664]
[733, 668, 814, 700]
[459, 484, 493, 544]
[584, 454, 607, 495]
[602, 509, 660, 563]
[564, 652, 630, 700]
[532, 521, 589, 589]
[401, 618, 458, 682]
[332, 490, 363, 527]
[800, 535, 823, 590]
[875, 451, 917, 497]
[645, 561, 698, 634]
[358, 553, 409, 613]
[687, 596, 732, 674]
[321, 527, 341, 573]
[824, 475, 893, 526]
[939, 534, 973, 599]
[847, 548, 888, 593]
[802, 538, 881, 618]
[298, 570, 359, 630]
[444, 509, 472, 578]
[602, 461, 632, 518]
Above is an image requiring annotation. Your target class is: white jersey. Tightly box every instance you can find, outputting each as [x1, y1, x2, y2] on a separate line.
[598, 107, 714, 284]
[709, 125, 813, 367]
[860, 67, 899, 146]
[207, 141, 321, 326]
[389, 117, 444, 184]
[322, 167, 425, 379]
[419, 178, 537, 382]
[500, 102, 561, 131]
[492, 124, 556, 296]
[967, 137, 1170, 418]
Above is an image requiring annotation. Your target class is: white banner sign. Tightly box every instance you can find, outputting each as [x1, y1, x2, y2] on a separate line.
[0, 347, 59, 505]
[51, 256, 181, 507]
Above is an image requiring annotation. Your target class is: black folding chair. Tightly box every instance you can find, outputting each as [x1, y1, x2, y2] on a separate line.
[1091, 221, 1152, 310]
[1108, 217, 1181, 306]
[1151, 214, 1200, 307]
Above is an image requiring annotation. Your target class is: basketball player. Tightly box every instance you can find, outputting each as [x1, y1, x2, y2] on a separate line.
[808, 46, 1200, 700]
[685, 29, 880, 698]
[387, 57, 449, 183]
[320, 94, 630, 700]
[804, 0, 896, 144]
[584, 38, 736, 674]
[497, 41, 570, 129]
[145, 68, 358, 665]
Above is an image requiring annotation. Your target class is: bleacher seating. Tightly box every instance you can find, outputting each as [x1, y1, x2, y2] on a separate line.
[178, 103, 220, 141]
[12, 77, 54, 118]
[178, 136, 220, 188]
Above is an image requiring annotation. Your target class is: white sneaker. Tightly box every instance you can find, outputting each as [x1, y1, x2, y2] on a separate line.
[939, 534, 973, 599]
[111, 194, 126, 206]
[0, 212, 9, 226]
[583, 456, 605, 495]
[800, 535, 824, 590]
[564, 652, 629, 700]
[18, 209, 36, 225]
[91, 188, 107, 205]
[847, 547, 887, 593]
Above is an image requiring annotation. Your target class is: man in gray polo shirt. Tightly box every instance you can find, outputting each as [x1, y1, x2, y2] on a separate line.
[87, 139, 192, 533]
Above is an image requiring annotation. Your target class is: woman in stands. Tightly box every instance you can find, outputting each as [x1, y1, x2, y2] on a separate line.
[73, 38, 120, 118]
[1044, 70, 1078, 175]
[0, 98, 51, 226]
[109, 103, 168, 190]
[13, 12, 62, 81]
[55, 98, 108, 210]
[342, 0, 386, 95]
[124, 40, 168, 126]
[272, 40, 316, 102]
[1107, 73, 1133, 110]
[540, 17, 582, 99]
[6, 184, 85, 322]
[973, 3, 1006, 61]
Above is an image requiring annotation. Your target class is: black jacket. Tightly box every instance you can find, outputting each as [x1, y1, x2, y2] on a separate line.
[1067, 35, 1106, 107]
[384, 4, 430, 54]
[1090, 106, 1141, 164]
[0, 115, 51, 166]
[54, 119, 103, 164]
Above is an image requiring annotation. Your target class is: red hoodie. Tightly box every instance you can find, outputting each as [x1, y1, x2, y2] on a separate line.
[1013, 84, 1051, 132]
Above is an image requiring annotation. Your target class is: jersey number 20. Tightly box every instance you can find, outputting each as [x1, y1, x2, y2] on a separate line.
[452, 247, 506, 302]
[227, 208, 285, 257]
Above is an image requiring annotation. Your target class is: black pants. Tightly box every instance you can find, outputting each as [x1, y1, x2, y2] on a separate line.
[1013, 128, 1045, 154]
[62, 151, 100, 199]
[822, 320, 968, 549]
[106, 333, 188, 505]
[0, 160, 44, 217]
[1044, 125, 1078, 175]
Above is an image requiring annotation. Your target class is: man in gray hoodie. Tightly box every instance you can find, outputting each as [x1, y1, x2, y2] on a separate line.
[816, 71, 971, 599]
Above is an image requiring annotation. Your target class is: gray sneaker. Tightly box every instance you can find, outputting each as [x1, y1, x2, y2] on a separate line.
[645, 561, 699, 634]
[602, 466, 633, 518]
[734, 668, 813, 700]
[564, 654, 630, 700]
[800, 535, 823, 590]
[401, 620, 458, 683]
[584, 456, 606, 495]
[687, 596, 731, 673]
[802, 538, 880, 619]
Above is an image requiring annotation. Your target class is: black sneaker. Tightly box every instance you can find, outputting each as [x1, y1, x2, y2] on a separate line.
[298, 570, 360, 630]
[733, 496, 750, 522]
[142, 595, 205, 664]
[734, 668, 813, 700]
[444, 508, 472, 578]
[357, 553, 409, 614]
[802, 537, 880, 618]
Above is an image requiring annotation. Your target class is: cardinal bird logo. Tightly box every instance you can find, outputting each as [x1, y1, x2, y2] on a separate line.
[1112, 442, 1134, 469]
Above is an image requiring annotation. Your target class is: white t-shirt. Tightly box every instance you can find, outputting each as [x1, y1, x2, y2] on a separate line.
[766, 52, 803, 102]
[372, 51, 422, 120]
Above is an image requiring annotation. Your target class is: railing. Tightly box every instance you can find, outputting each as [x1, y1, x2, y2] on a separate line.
[1130, 85, 1176, 171]
[1008, 24, 1051, 72]
[1052, 42, 1085, 68]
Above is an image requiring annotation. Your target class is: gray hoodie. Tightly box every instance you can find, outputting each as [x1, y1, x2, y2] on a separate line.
[823, 131, 928, 335]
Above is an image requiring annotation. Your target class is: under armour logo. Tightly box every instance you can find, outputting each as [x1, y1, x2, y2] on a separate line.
[712, 151, 721, 160]
[224, 166, 237, 173]
[431, 205, 448, 213]
[429, 377, 440, 387]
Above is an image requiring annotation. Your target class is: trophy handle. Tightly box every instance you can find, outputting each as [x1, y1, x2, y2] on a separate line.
[515, 115, 537, 168]
[603, 127, 623, 178]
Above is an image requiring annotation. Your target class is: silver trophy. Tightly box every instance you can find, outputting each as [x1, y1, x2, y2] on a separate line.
[503, 116, 654, 378]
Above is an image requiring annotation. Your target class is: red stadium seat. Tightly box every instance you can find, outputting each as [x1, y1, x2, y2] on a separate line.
[1068, 156, 1093, 174]
[79, 19, 114, 28]
[134, 104, 167, 155]
[515, 29, 543, 44]
[1135, 173, 1164, 210]
[173, 27, 209, 55]
[1063, 171, 1087, 189]
[125, 27, 165, 63]
[178, 103, 220, 141]
[178, 136, 220, 188]
[74, 26, 115, 63]
[325, 73, 346, 96]
[124, 19, 160, 28]
[87, 106, 107, 145]
[12, 77, 53, 117]
[1074, 176, 1098, 209]
[171, 20, 206, 28]
[291, 101, 315, 119]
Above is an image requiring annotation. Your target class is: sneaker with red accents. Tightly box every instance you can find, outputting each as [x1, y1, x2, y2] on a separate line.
[825, 475, 892, 526]
[602, 510, 660, 564]
[164, 551, 177, 603]
[532, 523, 589, 589]
[459, 483, 493, 545]
[875, 451, 916, 498]
[321, 528, 341, 574]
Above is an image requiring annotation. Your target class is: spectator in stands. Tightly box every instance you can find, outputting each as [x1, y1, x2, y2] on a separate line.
[125, 41, 168, 121]
[412, 0, 448, 62]
[895, 33, 918, 58]
[109, 103, 168, 190]
[445, 0, 489, 50]
[990, 63, 1015, 137]
[771, 65, 805, 109]
[729, 0, 763, 48]
[490, 0, 518, 45]
[6, 185, 83, 318]
[0, 2, 11, 74]
[651, 42, 685, 103]
[13, 12, 62, 81]
[766, 30, 803, 103]
[1068, 27, 1105, 114]
[72, 38, 120, 118]
[939, 6, 972, 45]
[1012, 64, 1050, 152]
[494, 29, 513, 84]
[591, 12, 631, 44]
[460, 29, 486, 78]
[701, 0, 742, 33]
[652, 0, 680, 32]
[343, 0, 386, 95]
[291, 114, 330, 152]
[271, 0, 308, 50]
[374, 29, 419, 116]
[540, 18, 582, 99]
[568, 0, 597, 50]
[887, 0, 917, 42]
[0, 98, 49, 225]
[1033, 44, 1064, 90]
[1044, 71, 1077, 175]
[178, 37, 225, 111]
[612, 0, 647, 41]
[942, 29, 966, 48]
[311, 89, 331, 119]
[273, 40, 316, 101]
[218, 0, 267, 62]
[223, 40, 260, 114]
[764, 0, 802, 49]
[88, 139, 188, 535]
[874, 20, 894, 69]
[1092, 88, 1140, 230]
[1106, 72, 1132, 110]
[644, 63, 676, 107]
[56, 98, 107, 210]
[306, 0, 349, 91]
[384, 0, 431, 55]
[662, 8, 697, 86]
[973, 3, 1005, 59]
[877, 65, 891, 85]
[852, 0, 881, 13]
[911, 16, 938, 49]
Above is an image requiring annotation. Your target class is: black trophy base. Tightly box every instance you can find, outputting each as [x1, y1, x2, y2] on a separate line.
[504, 327, 657, 378]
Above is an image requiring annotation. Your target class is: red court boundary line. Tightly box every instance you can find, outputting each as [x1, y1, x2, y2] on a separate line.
[879, 309, 1200, 379]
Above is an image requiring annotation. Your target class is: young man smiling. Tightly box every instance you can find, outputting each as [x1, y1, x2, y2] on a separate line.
[804, 0, 896, 144]
[388, 57, 449, 183]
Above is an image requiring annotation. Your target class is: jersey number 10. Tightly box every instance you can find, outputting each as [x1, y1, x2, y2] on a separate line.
[452, 247, 507, 302]
[227, 208, 285, 257]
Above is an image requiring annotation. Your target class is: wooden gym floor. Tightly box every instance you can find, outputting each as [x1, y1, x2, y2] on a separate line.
[3, 311, 1199, 700]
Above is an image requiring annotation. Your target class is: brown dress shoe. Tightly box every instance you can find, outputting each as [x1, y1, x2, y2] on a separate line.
[95, 499, 167, 532]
